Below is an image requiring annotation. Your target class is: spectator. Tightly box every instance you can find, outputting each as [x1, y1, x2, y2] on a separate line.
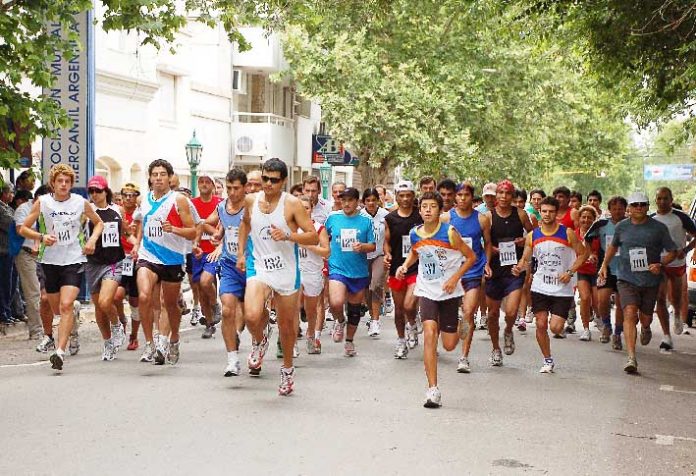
[0, 183, 17, 325]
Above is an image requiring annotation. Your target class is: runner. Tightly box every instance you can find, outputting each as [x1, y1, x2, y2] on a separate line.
[441, 182, 491, 373]
[575, 205, 601, 341]
[513, 188, 533, 331]
[133, 159, 196, 365]
[19, 164, 104, 371]
[515, 196, 588, 373]
[484, 179, 533, 366]
[587, 190, 604, 217]
[302, 176, 331, 225]
[246, 170, 263, 194]
[214, 178, 225, 198]
[475, 182, 496, 214]
[553, 186, 578, 230]
[651, 187, 696, 350]
[325, 187, 376, 356]
[526, 188, 545, 226]
[436, 179, 456, 213]
[360, 188, 389, 337]
[236, 158, 318, 395]
[569, 191, 583, 210]
[384, 180, 423, 358]
[397, 192, 475, 407]
[598, 191, 677, 373]
[419, 176, 436, 195]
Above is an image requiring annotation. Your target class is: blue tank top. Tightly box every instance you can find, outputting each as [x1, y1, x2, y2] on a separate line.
[449, 208, 486, 279]
[217, 200, 245, 262]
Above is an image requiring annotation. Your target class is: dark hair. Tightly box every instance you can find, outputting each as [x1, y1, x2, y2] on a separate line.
[290, 183, 303, 195]
[16, 170, 32, 184]
[514, 188, 528, 202]
[362, 188, 380, 202]
[456, 181, 475, 195]
[656, 186, 673, 200]
[673, 202, 683, 210]
[607, 196, 628, 208]
[552, 186, 570, 197]
[419, 191, 443, 209]
[587, 190, 602, 202]
[529, 188, 546, 199]
[105, 187, 114, 205]
[473, 195, 482, 203]
[14, 190, 32, 202]
[570, 191, 582, 202]
[262, 157, 288, 179]
[540, 196, 559, 210]
[226, 167, 247, 185]
[35, 184, 52, 197]
[302, 176, 320, 188]
[437, 178, 456, 192]
[148, 159, 174, 176]
[419, 176, 436, 188]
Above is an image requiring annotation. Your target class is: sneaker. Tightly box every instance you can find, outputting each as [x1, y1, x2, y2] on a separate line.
[659, 337, 673, 352]
[406, 323, 418, 349]
[673, 315, 684, 336]
[623, 356, 638, 374]
[394, 340, 408, 359]
[344, 341, 357, 357]
[456, 356, 471, 373]
[49, 350, 64, 371]
[640, 326, 652, 346]
[566, 308, 576, 333]
[539, 359, 555, 373]
[503, 331, 515, 355]
[600, 327, 611, 344]
[213, 302, 222, 325]
[68, 332, 80, 356]
[579, 329, 592, 341]
[515, 316, 527, 332]
[167, 341, 180, 365]
[423, 386, 442, 408]
[154, 336, 168, 365]
[111, 324, 125, 349]
[36, 335, 55, 353]
[278, 366, 295, 396]
[101, 339, 115, 361]
[202, 325, 216, 339]
[269, 309, 277, 325]
[248, 329, 271, 375]
[384, 293, 394, 315]
[415, 314, 423, 334]
[293, 343, 300, 358]
[565, 322, 576, 334]
[611, 334, 623, 351]
[525, 308, 534, 323]
[332, 321, 346, 343]
[224, 356, 241, 377]
[179, 295, 190, 315]
[490, 349, 503, 366]
[190, 306, 200, 326]
[140, 341, 155, 362]
[478, 314, 488, 330]
[368, 319, 382, 337]
[127, 335, 139, 351]
[306, 338, 321, 355]
[553, 331, 566, 339]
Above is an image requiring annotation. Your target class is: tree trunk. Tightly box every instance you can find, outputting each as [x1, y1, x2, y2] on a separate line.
[355, 150, 394, 188]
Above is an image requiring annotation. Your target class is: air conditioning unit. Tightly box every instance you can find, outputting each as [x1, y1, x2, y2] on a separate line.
[232, 69, 247, 94]
[234, 135, 266, 156]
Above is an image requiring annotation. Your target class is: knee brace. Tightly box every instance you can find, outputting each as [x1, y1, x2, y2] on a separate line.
[347, 303, 362, 326]
[130, 307, 140, 322]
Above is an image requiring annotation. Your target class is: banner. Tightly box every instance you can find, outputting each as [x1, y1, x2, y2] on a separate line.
[312, 134, 359, 166]
[643, 164, 695, 181]
[42, 11, 95, 188]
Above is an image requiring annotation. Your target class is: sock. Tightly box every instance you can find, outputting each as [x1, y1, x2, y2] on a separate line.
[314, 331, 321, 339]
[227, 350, 238, 360]
[544, 356, 554, 363]
[131, 308, 140, 321]
[614, 324, 623, 336]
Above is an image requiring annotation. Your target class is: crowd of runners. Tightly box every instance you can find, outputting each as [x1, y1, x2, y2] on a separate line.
[13, 157, 695, 408]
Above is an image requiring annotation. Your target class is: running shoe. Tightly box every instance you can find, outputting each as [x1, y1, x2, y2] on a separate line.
[423, 386, 442, 408]
[111, 324, 126, 349]
[565, 322, 576, 334]
[213, 302, 222, 325]
[306, 338, 321, 355]
[140, 341, 155, 362]
[623, 356, 638, 374]
[394, 340, 408, 359]
[673, 316, 684, 336]
[68, 332, 80, 356]
[553, 331, 566, 339]
[406, 323, 418, 349]
[101, 339, 115, 361]
[49, 350, 65, 371]
[167, 340, 180, 365]
[566, 308, 577, 333]
[36, 334, 55, 353]
[344, 341, 357, 357]
[332, 321, 346, 343]
[154, 336, 168, 365]
[278, 366, 295, 396]
[659, 337, 673, 352]
[600, 327, 611, 344]
[456, 356, 471, 373]
[525, 307, 534, 323]
[611, 334, 623, 351]
[269, 309, 277, 325]
[368, 319, 382, 337]
[190, 306, 201, 326]
[579, 329, 592, 341]
[293, 343, 300, 358]
[478, 313, 488, 330]
[640, 326, 652, 346]
[539, 359, 555, 373]
[202, 325, 216, 339]
[224, 356, 241, 377]
[490, 349, 503, 366]
[515, 316, 527, 332]
[127, 335, 139, 351]
[179, 295, 190, 315]
[248, 330, 271, 375]
[384, 292, 394, 315]
[503, 331, 515, 355]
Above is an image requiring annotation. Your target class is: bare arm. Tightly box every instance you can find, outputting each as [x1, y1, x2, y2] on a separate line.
[82, 200, 104, 255]
[287, 198, 319, 246]
[302, 227, 331, 258]
[513, 233, 533, 276]
[560, 230, 588, 284]
[236, 195, 253, 271]
[383, 223, 392, 270]
[479, 213, 492, 278]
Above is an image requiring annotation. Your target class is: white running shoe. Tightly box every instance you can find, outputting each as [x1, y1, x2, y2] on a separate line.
[68, 332, 80, 356]
[415, 313, 423, 334]
[490, 349, 503, 366]
[344, 341, 357, 357]
[167, 340, 180, 365]
[190, 306, 201, 326]
[101, 339, 115, 361]
[368, 319, 381, 337]
[673, 313, 684, 336]
[579, 329, 592, 341]
[278, 366, 295, 396]
[539, 359, 555, 373]
[525, 307, 534, 323]
[478, 314, 488, 330]
[154, 335, 168, 365]
[140, 341, 155, 362]
[111, 324, 126, 349]
[406, 323, 418, 349]
[224, 357, 241, 377]
[394, 340, 409, 359]
[423, 386, 442, 408]
[503, 331, 515, 355]
[332, 321, 345, 343]
[293, 343, 300, 358]
[456, 356, 471, 373]
[36, 334, 55, 353]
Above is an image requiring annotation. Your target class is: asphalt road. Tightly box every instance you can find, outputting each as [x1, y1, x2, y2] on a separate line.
[1, 310, 695, 475]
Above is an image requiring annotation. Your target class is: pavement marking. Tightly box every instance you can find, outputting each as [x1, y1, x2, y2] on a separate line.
[655, 435, 696, 446]
[660, 384, 696, 395]
[0, 360, 49, 369]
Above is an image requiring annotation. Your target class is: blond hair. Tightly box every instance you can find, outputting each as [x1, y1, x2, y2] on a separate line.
[578, 205, 597, 220]
[49, 164, 75, 186]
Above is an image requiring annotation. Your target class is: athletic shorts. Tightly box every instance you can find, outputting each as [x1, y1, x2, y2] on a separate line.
[419, 296, 462, 333]
[120, 275, 139, 298]
[461, 277, 482, 292]
[663, 265, 686, 278]
[185, 253, 193, 275]
[42, 263, 84, 294]
[598, 272, 618, 291]
[301, 268, 324, 297]
[617, 280, 660, 316]
[136, 260, 185, 283]
[191, 253, 218, 283]
[531, 291, 574, 319]
[86, 262, 122, 294]
[388, 273, 417, 292]
[577, 272, 597, 287]
[218, 258, 245, 300]
[329, 274, 370, 295]
[485, 274, 525, 301]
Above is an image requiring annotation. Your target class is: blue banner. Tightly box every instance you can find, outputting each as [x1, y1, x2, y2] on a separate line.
[643, 164, 695, 181]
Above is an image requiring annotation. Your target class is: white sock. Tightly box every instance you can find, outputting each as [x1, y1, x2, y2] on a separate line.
[314, 330, 321, 339]
[131, 308, 140, 321]
[227, 350, 238, 361]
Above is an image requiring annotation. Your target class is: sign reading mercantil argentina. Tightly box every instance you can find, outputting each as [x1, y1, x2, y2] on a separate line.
[42, 12, 94, 188]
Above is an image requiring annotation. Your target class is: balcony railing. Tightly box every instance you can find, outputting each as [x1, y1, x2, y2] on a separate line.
[233, 112, 294, 129]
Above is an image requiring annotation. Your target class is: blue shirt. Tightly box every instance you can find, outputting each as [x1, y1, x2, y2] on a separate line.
[325, 211, 375, 278]
[449, 208, 486, 279]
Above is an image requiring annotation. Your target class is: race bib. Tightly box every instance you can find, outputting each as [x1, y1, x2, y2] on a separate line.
[201, 232, 213, 242]
[146, 219, 163, 240]
[606, 234, 619, 256]
[101, 221, 120, 248]
[54, 220, 75, 246]
[122, 257, 134, 277]
[299, 247, 308, 260]
[225, 226, 239, 255]
[463, 237, 473, 249]
[499, 241, 517, 266]
[402, 235, 412, 258]
[262, 252, 286, 272]
[340, 229, 358, 252]
[420, 251, 444, 281]
[629, 247, 649, 272]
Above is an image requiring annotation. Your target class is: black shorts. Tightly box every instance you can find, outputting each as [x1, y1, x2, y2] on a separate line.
[42, 263, 84, 294]
[185, 253, 193, 275]
[137, 260, 185, 283]
[418, 296, 462, 333]
[531, 291, 574, 319]
[598, 272, 618, 291]
[485, 274, 525, 301]
[617, 280, 660, 316]
[461, 277, 482, 292]
[577, 273, 597, 287]
[36, 263, 46, 291]
[120, 275, 139, 298]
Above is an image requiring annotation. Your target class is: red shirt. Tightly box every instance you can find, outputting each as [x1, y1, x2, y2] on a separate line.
[576, 227, 600, 275]
[557, 208, 576, 230]
[192, 196, 222, 253]
[121, 209, 135, 254]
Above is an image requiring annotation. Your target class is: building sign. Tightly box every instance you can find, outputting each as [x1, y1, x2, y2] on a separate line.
[42, 12, 95, 187]
[643, 164, 695, 181]
[312, 134, 359, 166]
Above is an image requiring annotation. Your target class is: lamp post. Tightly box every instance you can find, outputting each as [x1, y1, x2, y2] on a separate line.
[185, 130, 202, 197]
[319, 156, 332, 200]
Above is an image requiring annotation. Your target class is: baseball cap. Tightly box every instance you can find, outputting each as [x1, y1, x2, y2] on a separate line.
[121, 182, 140, 195]
[627, 191, 649, 205]
[87, 175, 108, 190]
[198, 173, 214, 183]
[394, 180, 415, 193]
[339, 187, 360, 200]
[482, 182, 497, 196]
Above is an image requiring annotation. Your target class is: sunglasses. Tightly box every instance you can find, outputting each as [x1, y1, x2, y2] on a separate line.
[88, 187, 105, 194]
[630, 202, 648, 208]
[121, 192, 138, 198]
[261, 175, 283, 185]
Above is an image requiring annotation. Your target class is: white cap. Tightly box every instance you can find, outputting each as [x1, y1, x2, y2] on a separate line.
[482, 182, 497, 196]
[627, 191, 649, 205]
[394, 180, 415, 193]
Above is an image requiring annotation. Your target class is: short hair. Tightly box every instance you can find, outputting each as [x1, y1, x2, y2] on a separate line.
[529, 188, 546, 199]
[456, 181, 475, 195]
[14, 190, 32, 202]
[587, 190, 602, 202]
[578, 205, 597, 220]
[607, 196, 628, 208]
[514, 188, 528, 202]
[540, 196, 559, 210]
[656, 186, 673, 200]
[331, 181, 346, 190]
[148, 159, 174, 176]
[262, 157, 288, 179]
[552, 186, 570, 197]
[362, 188, 380, 202]
[570, 191, 583, 202]
[419, 176, 436, 188]
[226, 168, 247, 185]
[290, 183, 303, 195]
[437, 178, 456, 192]
[35, 184, 52, 197]
[302, 176, 320, 188]
[298, 195, 312, 205]
[419, 191, 443, 210]
[49, 164, 75, 185]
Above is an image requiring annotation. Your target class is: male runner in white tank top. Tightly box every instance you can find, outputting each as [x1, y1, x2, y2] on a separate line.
[237, 158, 318, 396]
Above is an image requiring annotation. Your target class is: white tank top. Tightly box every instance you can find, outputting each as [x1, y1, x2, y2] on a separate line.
[248, 192, 300, 293]
[411, 223, 465, 301]
[530, 225, 577, 297]
[137, 191, 188, 266]
[38, 193, 87, 266]
[299, 221, 324, 274]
